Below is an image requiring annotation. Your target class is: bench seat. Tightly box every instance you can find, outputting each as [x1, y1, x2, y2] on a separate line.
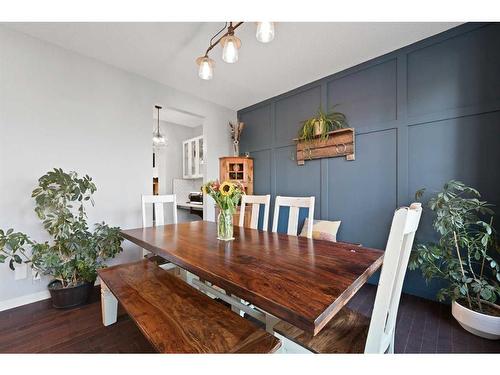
[98, 260, 281, 354]
[274, 307, 370, 353]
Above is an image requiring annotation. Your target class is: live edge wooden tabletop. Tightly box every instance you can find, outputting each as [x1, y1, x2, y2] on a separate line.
[121, 221, 384, 336]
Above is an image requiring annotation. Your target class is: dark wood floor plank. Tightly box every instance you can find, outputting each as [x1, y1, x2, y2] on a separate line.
[420, 299, 440, 353]
[394, 295, 416, 353]
[436, 303, 453, 353]
[404, 297, 428, 353]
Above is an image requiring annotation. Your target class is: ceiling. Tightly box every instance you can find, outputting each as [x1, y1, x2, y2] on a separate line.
[154, 106, 204, 128]
[4, 22, 460, 110]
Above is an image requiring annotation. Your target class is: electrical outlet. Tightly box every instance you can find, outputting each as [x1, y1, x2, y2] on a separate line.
[32, 268, 41, 281]
[14, 263, 28, 280]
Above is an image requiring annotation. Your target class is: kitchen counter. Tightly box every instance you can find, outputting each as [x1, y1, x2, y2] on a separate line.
[177, 202, 203, 211]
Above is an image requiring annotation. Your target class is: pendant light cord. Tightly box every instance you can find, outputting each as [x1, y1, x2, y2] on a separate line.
[157, 106, 160, 133]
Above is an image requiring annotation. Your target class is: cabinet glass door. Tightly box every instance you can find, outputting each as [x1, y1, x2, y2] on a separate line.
[183, 141, 189, 178]
[198, 138, 204, 177]
[191, 139, 197, 176]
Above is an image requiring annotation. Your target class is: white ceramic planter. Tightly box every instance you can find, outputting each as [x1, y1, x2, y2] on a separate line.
[452, 300, 500, 340]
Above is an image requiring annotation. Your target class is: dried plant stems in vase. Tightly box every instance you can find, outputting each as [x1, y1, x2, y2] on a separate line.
[229, 121, 244, 156]
[202, 180, 244, 241]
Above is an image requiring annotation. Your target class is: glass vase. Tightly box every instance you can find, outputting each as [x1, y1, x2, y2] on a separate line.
[217, 209, 234, 241]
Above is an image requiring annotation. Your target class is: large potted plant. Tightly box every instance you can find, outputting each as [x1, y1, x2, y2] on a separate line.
[0, 168, 123, 308]
[409, 180, 500, 339]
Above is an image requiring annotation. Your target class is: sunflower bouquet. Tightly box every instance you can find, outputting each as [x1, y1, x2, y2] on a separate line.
[202, 180, 245, 240]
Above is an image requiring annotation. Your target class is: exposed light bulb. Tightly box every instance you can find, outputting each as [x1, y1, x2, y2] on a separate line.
[152, 132, 166, 148]
[222, 39, 238, 63]
[256, 22, 275, 43]
[221, 35, 241, 63]
[196, 56, 214, 80]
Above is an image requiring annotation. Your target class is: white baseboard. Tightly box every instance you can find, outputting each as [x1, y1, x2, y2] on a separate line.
[0, 279, 102, 312]
[0, 290, 51, 312]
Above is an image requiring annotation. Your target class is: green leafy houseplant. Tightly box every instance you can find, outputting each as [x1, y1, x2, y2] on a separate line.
[0, 169, 123, 291]
[409, 180, 500, 316]
[297, 106, 348, 143]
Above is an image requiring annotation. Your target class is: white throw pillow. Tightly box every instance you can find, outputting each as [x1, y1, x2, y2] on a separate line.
[299, 219, 341, 242]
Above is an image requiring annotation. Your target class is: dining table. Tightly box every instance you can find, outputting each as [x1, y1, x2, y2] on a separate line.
[120, 220, 384, 336]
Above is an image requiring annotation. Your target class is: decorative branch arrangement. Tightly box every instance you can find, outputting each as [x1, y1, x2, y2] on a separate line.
[229, 120, 245, 156]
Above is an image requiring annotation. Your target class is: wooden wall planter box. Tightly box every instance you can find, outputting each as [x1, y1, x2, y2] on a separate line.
[295, 128, 355, 165]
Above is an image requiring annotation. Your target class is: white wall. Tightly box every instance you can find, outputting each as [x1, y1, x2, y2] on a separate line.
[0, 26, 235, 306]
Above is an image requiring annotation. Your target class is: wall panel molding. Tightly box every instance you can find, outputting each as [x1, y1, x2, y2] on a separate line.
[238, 23, 500, 300]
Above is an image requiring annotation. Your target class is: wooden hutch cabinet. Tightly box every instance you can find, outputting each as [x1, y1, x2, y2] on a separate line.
[218, 157, 254, 227]
[219, 157, 253, 194]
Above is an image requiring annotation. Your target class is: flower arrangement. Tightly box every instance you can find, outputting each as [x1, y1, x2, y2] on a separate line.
[202, 180, 245, 240]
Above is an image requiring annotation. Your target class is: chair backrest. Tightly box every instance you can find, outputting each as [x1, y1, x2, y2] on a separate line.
[141, 194, 177, 227]
[239, 194, 271, 231]
[271, 196, 315, 238]
[364, 203, 422, 353]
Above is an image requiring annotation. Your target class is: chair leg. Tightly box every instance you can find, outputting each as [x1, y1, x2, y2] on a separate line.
[101, 281, 118, 326]
[388, 330, 395, 354]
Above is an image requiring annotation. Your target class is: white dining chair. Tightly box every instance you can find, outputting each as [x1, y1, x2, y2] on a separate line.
[274, 203, 423, 354]
[239, 194, 271, 231]
[272, 196, 315, 238]
[142, 194, 177, 228]
[141, 194, 177, 259]
[364, 202, 422, 353]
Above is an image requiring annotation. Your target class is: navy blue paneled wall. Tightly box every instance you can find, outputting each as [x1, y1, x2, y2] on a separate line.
[238, 23, 500, 300]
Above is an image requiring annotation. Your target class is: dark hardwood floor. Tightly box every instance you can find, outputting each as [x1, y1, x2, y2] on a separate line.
[0, 285, 498, 353]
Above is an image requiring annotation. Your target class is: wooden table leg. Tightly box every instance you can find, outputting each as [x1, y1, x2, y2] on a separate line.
[100, 280, 118, 326]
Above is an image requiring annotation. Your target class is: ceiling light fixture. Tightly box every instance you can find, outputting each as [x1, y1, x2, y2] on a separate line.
[152, 105, 166, 148]
[256, 22, 275, 43]
[220, 24, 242, 63]
[196, 55, 215, 80]
[196, 22, 275, 80]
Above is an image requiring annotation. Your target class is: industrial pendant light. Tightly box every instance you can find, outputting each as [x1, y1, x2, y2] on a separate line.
[152, 105, 166, 148]
[256, 22, 275, 43]
[195, 22, 276, 80]
[196, 55, 215, 80]
[220, 23, 241, 63]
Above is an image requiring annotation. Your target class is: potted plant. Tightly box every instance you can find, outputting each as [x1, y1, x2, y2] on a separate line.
[297, 106, 348, 142]
[0, 168, 123, 308]
[409, 180, 500, 339]
[202, 180, 244, 241]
